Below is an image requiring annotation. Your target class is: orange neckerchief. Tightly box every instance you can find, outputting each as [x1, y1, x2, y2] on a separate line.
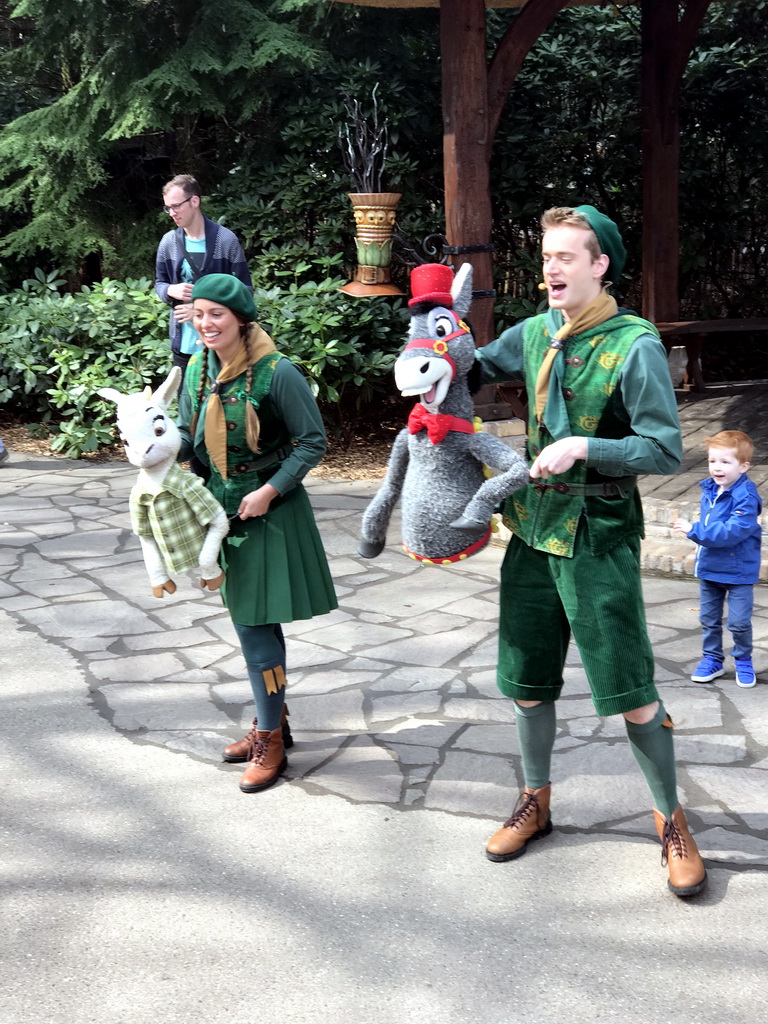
[534, 290, 617, 421]
[204, 325, 276, 480]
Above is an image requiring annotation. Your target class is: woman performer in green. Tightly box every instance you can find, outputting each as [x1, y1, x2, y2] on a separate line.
[178, 274, 337, 793]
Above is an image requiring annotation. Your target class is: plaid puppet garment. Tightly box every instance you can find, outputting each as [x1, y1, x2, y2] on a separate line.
[130, 463, 225, 574]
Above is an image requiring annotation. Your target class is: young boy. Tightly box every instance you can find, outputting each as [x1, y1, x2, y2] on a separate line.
[674, 430, 762, 688]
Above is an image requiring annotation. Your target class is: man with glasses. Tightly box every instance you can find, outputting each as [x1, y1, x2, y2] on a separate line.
[155, 174, 252, 380]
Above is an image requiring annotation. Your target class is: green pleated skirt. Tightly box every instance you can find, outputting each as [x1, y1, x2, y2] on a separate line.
[218, 484, 337, 626]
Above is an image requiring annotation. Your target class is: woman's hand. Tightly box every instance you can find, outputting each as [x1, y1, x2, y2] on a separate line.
[237, 484, 279, 520]
[672, 518, 692, 535]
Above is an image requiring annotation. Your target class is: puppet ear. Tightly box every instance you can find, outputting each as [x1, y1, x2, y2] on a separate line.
[97, 387, 125, 405]
[151, 366, 182, 410]
[451, 263, 473, 320]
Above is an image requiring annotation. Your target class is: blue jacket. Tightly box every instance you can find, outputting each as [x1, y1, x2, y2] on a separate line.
[688, 473, 762, 584]
[154, 216, 252, 354]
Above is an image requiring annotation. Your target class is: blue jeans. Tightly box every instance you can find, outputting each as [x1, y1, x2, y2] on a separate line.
[699, 579, 753, 661]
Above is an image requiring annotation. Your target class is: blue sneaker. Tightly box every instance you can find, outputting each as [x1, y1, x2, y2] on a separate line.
[735, 658, 756, 688]
[691, 657, 724, 683]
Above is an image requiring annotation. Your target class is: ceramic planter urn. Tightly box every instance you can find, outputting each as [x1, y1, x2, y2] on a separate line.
[340, 192, 403, 296]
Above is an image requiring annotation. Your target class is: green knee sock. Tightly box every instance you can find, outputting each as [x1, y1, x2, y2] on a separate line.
[625, 703, 678, 818]
[514, 701, 557, 790]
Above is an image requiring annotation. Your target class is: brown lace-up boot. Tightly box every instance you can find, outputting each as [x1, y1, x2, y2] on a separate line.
[486, 784, 552, 862]
[222, 705, 292, 763]
[239, 727, 287, 793]
[653, 806, 707, 897]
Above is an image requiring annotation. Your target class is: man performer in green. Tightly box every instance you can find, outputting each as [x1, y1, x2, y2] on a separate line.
[475, 206, 706, 897]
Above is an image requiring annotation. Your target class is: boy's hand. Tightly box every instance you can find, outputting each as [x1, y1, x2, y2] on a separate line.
[672, 518, 692, 534]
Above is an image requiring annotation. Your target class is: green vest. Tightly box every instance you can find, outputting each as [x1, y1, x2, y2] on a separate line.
[185, 349, 289, 512]
[503, 312, 659, 558]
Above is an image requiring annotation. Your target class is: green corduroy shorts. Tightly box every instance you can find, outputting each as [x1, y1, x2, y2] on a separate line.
[498, 528, 659, 716]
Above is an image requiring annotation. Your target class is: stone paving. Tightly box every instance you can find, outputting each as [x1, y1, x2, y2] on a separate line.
[1, 457, 766, 874]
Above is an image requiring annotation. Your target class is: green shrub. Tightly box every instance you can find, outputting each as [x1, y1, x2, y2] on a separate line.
[0, 265, 409, 455]
[255, 268, 407, 439]
[0, 271, 169, 456]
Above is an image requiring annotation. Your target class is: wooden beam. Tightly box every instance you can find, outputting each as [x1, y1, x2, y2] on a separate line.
[487, 0, 569, 145]
[641, 0, 710, 323]
[440, 0, 495, 344]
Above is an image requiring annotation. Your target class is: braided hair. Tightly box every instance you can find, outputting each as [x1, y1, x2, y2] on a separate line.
[242, 325, 261, 454]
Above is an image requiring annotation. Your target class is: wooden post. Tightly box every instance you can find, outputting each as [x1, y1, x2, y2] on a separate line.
[439, 0, 568, 347]
[440, 0, 494, 345]
[641, 0, 710, 323]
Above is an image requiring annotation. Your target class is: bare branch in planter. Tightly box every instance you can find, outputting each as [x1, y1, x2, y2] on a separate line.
[339, 83, 390, 193]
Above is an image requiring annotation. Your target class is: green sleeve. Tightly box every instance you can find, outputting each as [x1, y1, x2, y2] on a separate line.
[474, 321, 527, 383]
[265, 358, 327, 495]
[587, 334, 682, 476]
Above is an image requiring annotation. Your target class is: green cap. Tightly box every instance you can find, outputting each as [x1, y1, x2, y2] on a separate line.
[573, 205, 626, 282]
[192, 274, 257, 322]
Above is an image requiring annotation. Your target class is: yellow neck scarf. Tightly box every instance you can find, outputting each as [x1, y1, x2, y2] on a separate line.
[534, 290, 617, 421]
[203, 324, 277, 480]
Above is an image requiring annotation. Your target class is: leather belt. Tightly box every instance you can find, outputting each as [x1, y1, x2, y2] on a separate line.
[229, 443, 294, 476]
[532, 476, 636, 498]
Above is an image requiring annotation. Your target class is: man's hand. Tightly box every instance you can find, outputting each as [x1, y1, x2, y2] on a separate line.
[173, 302, 194, 323]
[236, 484, 279, 520]
[167, 282, 193, 302]
[672, 518, 692, 535]
[530, 436, 588, 478]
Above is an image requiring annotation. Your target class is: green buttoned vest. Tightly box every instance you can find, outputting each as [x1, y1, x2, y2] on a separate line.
[185, 349, 289, 513]
[503, 312, 660, 558]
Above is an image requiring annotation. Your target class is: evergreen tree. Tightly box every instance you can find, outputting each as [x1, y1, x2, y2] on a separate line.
[0, 0, 324, 275]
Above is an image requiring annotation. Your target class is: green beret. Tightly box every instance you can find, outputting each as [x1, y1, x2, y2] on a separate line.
[573, 205, 626, 282]
[192, 274, 257, 322]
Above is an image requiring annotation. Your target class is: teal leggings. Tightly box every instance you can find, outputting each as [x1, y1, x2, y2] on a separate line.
[233, 622, 286, 732]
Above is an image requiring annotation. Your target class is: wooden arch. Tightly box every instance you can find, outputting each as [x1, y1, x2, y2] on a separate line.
[333, 0, 713, 343]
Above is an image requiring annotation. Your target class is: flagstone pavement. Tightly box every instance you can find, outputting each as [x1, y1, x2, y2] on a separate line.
[1, 458, 766, 866]
[3, 449, 768, 1024]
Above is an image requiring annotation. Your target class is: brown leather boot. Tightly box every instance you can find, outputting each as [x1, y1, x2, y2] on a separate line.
[239, 728, 287, 793]
[486, 784, 552, 862]
[222, 704, 292, 763]
[653, 806, 707, 897]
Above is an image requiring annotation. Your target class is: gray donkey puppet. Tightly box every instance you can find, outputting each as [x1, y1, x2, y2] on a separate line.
[358, 262, 530, 564]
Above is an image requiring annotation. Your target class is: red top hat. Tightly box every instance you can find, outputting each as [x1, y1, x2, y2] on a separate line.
[408, 263, 454, 308]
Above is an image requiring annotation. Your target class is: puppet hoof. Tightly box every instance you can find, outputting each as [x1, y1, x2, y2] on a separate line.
[358, 537, 385, 559]
[200, 571, 225, 591]
[449, 516, 486, 533]
[151, 580, 177, 599]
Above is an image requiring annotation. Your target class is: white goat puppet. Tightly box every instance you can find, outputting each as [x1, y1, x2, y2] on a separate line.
[98, 367, 229, 598]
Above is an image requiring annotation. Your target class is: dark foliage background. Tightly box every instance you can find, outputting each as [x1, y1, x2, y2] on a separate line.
[0, 1, 766, 454]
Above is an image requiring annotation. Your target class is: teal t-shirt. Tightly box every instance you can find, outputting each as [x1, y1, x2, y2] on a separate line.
[179, 237, 206, 355]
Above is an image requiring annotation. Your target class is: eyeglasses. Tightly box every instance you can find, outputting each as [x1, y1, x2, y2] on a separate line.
[163, 197, 194, 215]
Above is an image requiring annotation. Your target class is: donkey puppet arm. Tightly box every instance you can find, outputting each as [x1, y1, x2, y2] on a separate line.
[450, 433, 531, 532]
[358, 428, 410, 558]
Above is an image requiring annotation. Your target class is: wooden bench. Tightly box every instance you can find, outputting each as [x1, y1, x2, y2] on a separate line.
[477, 316, 768, 418]
[656, 318, 768, 393]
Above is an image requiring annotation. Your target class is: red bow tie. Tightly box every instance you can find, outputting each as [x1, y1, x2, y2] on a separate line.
[407, 404, 474, 445]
